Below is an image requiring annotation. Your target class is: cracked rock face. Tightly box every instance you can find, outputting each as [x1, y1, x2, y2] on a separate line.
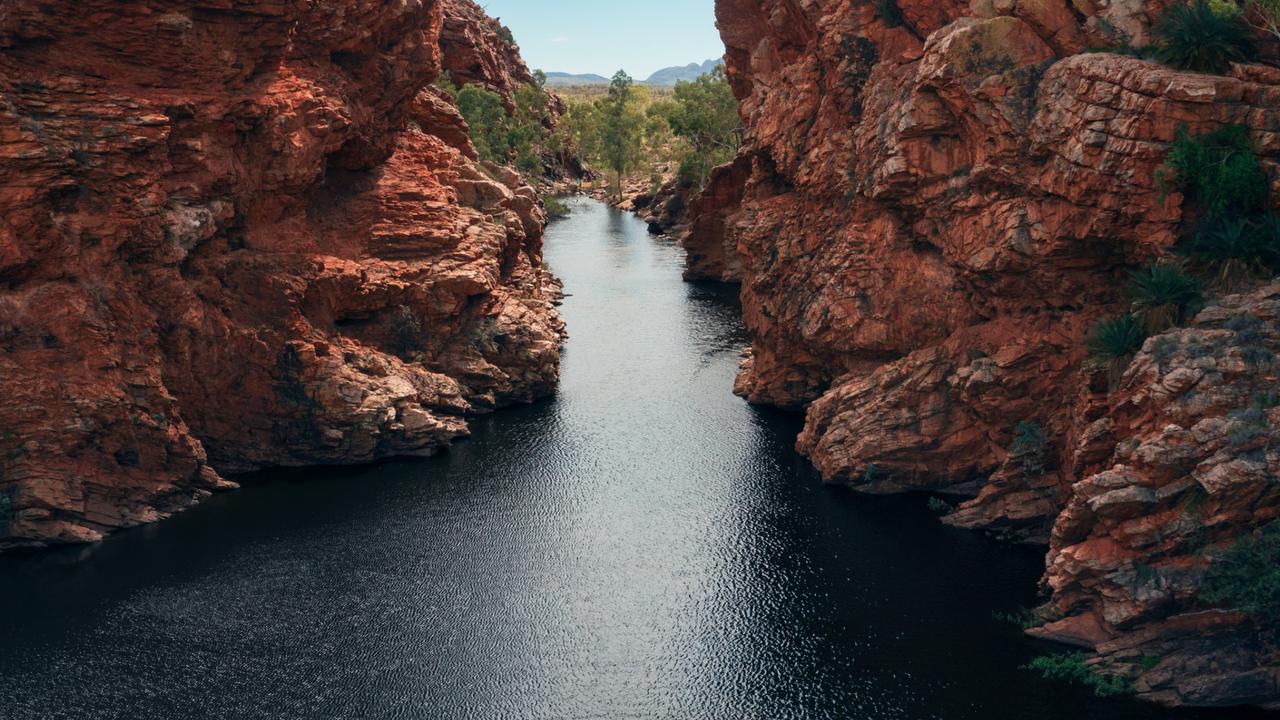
[700, 0, 1280, 706]
[0, 0, 563, 549]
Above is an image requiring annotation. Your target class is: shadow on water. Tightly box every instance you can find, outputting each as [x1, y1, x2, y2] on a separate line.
[0, 198, 1272, 719]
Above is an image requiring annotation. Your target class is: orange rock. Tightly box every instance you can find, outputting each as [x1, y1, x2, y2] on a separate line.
[0, 0, 564, 549]
[695, 0, 1280, 706]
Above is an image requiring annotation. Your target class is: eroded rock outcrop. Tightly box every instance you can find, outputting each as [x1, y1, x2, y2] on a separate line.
[1036, 284, 1280, 706]
[699, 0, 1280, 706]
[0, 0, 563, 549]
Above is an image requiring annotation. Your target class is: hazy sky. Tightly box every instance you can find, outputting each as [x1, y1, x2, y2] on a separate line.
[475, 1, 724, 78]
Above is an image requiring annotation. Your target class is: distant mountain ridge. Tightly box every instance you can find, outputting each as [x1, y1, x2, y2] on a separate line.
[644, 58, 723, 85]
[542, 58, 724, 87]
[544, 71, 611, 87]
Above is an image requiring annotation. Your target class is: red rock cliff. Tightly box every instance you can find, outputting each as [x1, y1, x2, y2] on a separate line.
[0, 0, 563, 549]
[698, 0, 1280, 707]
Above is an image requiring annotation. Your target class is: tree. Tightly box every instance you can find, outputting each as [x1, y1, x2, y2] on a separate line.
[455, 85, 508, 163]
[1242, 0, 1280, 43]
[667, 67, 743, 190]
[509, 83, 551, 174]
[597, 70, 645, 199]
[454, 81, 553, 175]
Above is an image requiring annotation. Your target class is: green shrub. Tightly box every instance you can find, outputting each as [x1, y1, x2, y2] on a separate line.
[456, 82, 555, 178]
[1088, 315, 1148, 363]
[516, 151, 543, 175]
[457, 85, 510, 163]
[433, 71, 458, 100]
[863, 463, 885, 484]
[1203, 522, 1280, 615]
[1189, 216, 1280, 289]
[994, 605, 1060, 629]
[1125, 262, 1202, 332]
[1164, 125, 1268, 218]
[1010, 421, 1048, 478]
[391, 305, 423, 360]
[1023, 654, 1133, 697]
[541, 194, 570, 221]
[926, 496, 953, 514]
[1155, 0, 1255, 74]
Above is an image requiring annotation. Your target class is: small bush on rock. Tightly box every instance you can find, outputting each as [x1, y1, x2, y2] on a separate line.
[926, 496, 953, 514]
[1023, 654, 1133, 697]
[1088, 315, 1149, 363]
[1190, 217, 1280, 289]
[1125, 262, 1203, 332]
[391, 305, 423, 360]
[1155, 0, 1256, 74]
[1164, 125, 1268, 219]
[542, 194, 570, 221]
[1010, 421, 1049, 478]
[1203, 522, 1280, 616]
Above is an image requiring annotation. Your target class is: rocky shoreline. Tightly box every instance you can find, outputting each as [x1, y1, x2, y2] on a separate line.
[687, 0, 1280, 708]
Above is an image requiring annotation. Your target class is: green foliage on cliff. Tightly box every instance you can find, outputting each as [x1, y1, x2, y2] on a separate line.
[1023, 654, 1133, 697]
[1088, 315, 1149, 363]
[456, 84, 508, 161]
[1160, 124, 1280, 289]
[665, 67, 744, 190]
[449, 77, 555, 175]
[541, 194, 570, 220]
[1125, 262, 1203, 332]
[926, 496, 953, 514]
[1189, 217, 1280, 288]
[994, 604, 1062, 629]
[1010, 420, 1049, 479]
[1203, 522, 1280, 616]
[1155, 0, 1255, 74]
[1165, 124, 1268, 218]
[391, 305, 423, 360]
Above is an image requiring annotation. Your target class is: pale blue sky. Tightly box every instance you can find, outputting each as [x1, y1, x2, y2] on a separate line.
[475, 1, 723, 78]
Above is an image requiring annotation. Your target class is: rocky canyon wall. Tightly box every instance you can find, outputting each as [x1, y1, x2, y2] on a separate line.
[0, 0, 563, 549]
[698, 0, 1280, 707]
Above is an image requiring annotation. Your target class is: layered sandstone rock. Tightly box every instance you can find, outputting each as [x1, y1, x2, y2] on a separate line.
[0, 0, 563, 549]
[1036, 284, 1280, 706]
[699, 0, 1280, 706]
[440, 0, 535, 108]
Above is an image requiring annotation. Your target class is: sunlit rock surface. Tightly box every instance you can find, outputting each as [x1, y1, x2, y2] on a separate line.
[0, 0, 563, 549]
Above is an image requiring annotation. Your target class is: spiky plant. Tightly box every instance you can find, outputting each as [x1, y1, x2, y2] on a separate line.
[1155, 0, 1256, 74]
[1088, 315, 1149, 364]
[1125, 262, 1203, 332]
[1190, 217, 1280, 289]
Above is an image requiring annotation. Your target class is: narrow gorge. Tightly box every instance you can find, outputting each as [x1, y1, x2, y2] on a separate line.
[2, 0, 1280, 716]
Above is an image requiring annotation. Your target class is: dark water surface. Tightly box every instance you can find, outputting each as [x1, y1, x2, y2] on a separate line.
[1, 199, 1270, 720]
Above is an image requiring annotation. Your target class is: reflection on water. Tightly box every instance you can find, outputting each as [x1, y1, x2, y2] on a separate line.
[0, 199, 1268, 720]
